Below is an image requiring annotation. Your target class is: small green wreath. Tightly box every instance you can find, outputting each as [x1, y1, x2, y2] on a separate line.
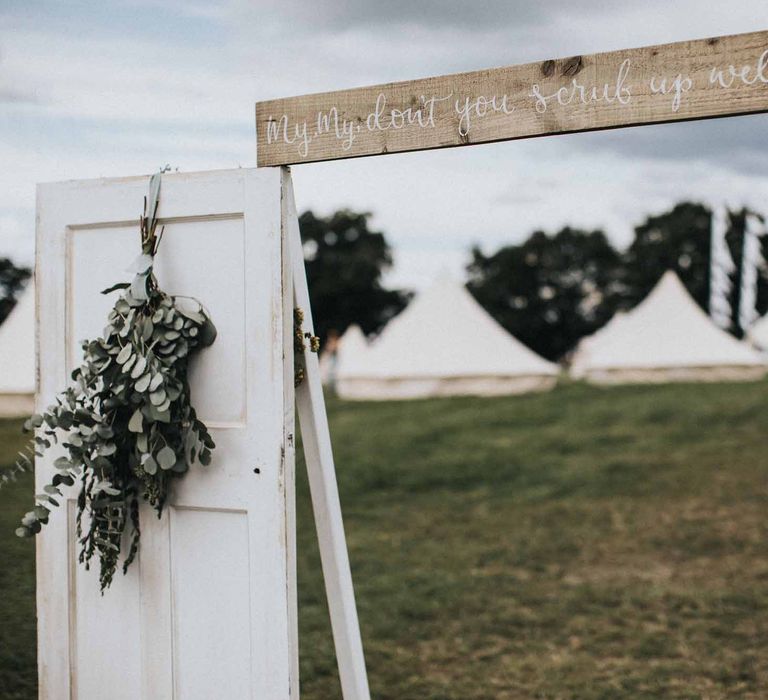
[6, 176, 217, 591]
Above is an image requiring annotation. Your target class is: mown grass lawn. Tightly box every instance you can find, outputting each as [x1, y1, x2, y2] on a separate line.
[2, 380, 768, 699]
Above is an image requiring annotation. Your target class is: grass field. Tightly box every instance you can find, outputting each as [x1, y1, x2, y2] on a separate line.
[2, 380, 768, 699]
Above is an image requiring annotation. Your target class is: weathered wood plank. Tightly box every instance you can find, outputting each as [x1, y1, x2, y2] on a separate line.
[256, 29, 768, 166]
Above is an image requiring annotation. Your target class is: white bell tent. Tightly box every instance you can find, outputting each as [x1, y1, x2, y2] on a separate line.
[570, 270, 767, 384]
[336, 325, 370, 374]
[747, 313, 768, 353]
[320, 324, 369, 387]
[336, 276, 558, 400]
[0, 280, 35, 417]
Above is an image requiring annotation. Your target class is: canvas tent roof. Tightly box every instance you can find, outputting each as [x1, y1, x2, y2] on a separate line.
[0, 282, 35, 415]
[335, 325, 369, 371]
[320, 324, 369, 387]
[337, 276, 558, 400]
[570, 270, 766, 383]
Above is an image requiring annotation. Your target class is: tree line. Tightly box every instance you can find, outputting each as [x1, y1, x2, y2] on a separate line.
[0, 258, 31, 325]
[299, 202, 767, 362]
[469, 203, 767, 360]
[1, 203, 765, 363]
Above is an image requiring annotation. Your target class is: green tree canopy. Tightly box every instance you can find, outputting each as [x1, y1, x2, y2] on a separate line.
[0, 257, 31, 326]
[625, 202, 767, 334]
[467, 227, 624, 361]
[299, 209, 408, 343]
[297, 200, 765, 362]
[467, 201, 767, 360]
[623, 202, 712, 309]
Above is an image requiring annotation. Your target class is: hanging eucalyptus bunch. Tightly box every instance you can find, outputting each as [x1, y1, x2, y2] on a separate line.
[10, 175, 217, 591]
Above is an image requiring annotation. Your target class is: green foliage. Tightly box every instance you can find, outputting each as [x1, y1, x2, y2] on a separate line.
[0, 257, 32, 326]
[4, 197, 216, 591]
[299, 209, 408, 342]
[468, 226, 623, 361]
[615, 202, 766, 330]
[467, 202, 768, 360]
[623, 201, 713, 309]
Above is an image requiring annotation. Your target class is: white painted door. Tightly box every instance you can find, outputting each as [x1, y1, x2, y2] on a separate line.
[35, 168, 297, 699]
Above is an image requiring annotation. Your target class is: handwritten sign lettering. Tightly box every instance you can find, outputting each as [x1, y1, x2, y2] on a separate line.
[256, 30, 768, 166]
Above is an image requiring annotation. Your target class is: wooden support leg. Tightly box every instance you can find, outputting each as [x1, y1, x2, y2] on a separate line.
[282, 167, 372, 700]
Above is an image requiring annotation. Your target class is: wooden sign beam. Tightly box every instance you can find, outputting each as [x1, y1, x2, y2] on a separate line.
[256, 29, 768, 167]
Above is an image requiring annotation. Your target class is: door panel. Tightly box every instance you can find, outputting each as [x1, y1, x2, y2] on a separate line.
[36, 168, 296, 699]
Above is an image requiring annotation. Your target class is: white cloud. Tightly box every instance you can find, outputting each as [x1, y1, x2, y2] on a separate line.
[291, 139, 768, 288]
[0, 0, 766, 290]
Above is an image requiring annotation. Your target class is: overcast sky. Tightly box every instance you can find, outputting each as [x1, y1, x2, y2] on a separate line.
[1, 0, 766, 288]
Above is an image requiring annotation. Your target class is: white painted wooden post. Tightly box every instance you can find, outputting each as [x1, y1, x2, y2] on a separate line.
[35, 169, 298, 699]
[282, 168, 372, 700]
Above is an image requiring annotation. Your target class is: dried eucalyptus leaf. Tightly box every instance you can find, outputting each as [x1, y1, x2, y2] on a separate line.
[135, 373, 151, 393]
[128, 408, 143, 433]
[198, 318, 217, 347]
[157, 446, 176, 471]
[149, 388, 167, 406]
[153, 408, 171, 423]
[177, 305, 205, 325]
[54, 456, 72, 469]
[122, 353, 137, 373]
[33, 505, 50, 519]
[94, 481, 120, 497]
[143, 455, 158, 475]
[149, 373, 163, 391]
[117, 345, 133, 365]
[131, 356, 147, 379]
[101, 282, 131, 295]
